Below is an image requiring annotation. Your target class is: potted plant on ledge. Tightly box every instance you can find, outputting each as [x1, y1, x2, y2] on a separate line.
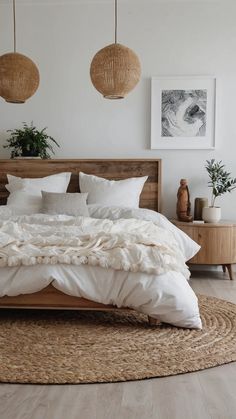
[202, 159, 236, 223]
[4, 122, 59, 159]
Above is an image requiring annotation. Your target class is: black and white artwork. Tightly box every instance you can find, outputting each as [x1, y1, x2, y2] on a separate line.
[151, 77, 216, 149]
[161, 90, 207, 138]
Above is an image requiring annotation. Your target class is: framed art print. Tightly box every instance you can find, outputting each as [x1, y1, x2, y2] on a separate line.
[151, 76, 216, 149]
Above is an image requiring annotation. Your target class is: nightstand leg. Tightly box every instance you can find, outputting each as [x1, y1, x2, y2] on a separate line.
[222, 265, 226, 273]
[225, 264, 234, 280]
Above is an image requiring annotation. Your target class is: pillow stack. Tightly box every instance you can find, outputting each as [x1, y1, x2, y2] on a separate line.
[6, 173, 71, 214]
[5, 171, 148, 215]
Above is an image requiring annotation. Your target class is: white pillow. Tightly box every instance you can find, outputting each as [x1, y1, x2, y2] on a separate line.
[79, 172, 148, 208]
[41, 191, 89, 217]
[6, 172, 71, 214]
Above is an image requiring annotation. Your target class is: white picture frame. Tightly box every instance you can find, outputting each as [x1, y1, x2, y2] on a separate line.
[151, 76, 216, 149]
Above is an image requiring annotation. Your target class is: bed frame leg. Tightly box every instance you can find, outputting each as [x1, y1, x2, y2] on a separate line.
[148, 316, 159, 326]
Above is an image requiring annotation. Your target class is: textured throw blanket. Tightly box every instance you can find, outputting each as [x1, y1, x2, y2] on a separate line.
[0, 214, 190, 279]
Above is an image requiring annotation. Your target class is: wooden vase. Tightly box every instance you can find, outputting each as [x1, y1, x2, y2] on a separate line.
[194, 198, 209, 220]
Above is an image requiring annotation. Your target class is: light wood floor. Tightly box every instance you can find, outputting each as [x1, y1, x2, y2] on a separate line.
[1, 270, 236, 419]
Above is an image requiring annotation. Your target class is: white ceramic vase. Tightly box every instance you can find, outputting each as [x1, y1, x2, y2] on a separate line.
[202, 206, 221, 223]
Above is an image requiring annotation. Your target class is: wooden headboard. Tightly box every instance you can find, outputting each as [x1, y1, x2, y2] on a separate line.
[0, 159, 162, 212]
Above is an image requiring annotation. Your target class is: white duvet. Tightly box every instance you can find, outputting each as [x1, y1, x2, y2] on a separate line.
[0, 206, 202, 329]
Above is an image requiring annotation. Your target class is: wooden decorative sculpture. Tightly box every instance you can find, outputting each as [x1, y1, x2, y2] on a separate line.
[176, 179, 193, 222]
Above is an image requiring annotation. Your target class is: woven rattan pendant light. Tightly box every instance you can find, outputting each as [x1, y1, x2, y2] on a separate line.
[90, 0, 141, 99]
[0, 0, 39, 104]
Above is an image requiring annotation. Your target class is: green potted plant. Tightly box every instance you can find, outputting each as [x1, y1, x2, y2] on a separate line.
[4, 122, 59, 159]
[202, 159, 236, 223]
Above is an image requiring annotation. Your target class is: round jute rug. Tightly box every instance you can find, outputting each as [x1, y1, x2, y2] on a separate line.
[0, 294, 236, 384]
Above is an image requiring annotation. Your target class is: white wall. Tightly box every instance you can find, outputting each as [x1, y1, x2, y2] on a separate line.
[0, 0, 236, 219]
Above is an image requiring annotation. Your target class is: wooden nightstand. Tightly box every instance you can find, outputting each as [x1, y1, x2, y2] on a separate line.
[172, 220, 236, 280]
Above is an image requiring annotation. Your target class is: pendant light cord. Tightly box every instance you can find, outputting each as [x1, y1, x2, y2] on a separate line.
[13, 0, 16, 52]
[114, 0, 117, 44]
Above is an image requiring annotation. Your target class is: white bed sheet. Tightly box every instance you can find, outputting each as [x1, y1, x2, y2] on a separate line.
[0, 264, 202, 329]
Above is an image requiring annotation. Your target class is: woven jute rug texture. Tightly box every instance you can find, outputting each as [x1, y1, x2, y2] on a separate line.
[0, 294, 236, 384]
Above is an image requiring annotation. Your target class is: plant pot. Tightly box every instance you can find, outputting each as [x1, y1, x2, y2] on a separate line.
[202, 206, 221, 223]
[22, 150, 39, 157]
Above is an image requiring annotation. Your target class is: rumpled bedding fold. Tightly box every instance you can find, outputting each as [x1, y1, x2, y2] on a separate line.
[0, 214, 190, 279]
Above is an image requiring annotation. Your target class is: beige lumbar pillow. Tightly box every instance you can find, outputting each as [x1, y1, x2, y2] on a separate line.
[41, 191, 89, 217]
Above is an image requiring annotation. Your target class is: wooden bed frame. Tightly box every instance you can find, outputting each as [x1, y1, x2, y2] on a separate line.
[0, 159, 161, 324]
